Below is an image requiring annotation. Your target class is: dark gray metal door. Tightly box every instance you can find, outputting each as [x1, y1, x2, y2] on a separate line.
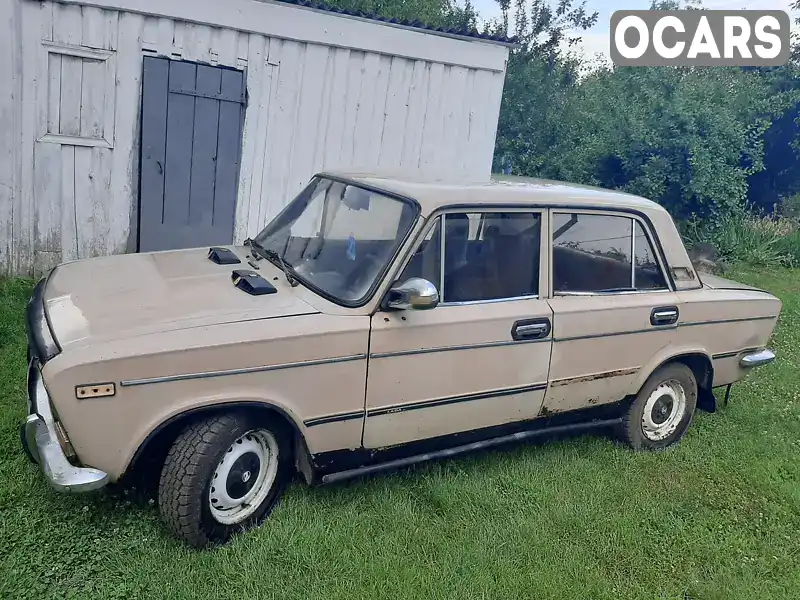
[139, 57, 245, 252]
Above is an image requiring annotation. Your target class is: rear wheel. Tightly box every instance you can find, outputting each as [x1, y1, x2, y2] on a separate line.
[620, 363, 697, 450]
[158, 411, 292, 548]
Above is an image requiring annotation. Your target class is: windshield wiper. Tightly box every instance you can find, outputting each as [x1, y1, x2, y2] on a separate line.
[244, 238, 299, 287]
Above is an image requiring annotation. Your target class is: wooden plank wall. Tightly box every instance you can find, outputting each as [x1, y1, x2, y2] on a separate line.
[0, 0, 507, 276]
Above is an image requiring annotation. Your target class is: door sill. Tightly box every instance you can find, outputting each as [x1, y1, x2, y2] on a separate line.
[320, 417, 622, 485]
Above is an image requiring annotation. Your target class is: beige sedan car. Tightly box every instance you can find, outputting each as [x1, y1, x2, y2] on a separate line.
[22, 172, 780, 547]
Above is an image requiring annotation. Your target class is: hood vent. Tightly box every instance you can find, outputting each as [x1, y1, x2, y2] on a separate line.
[208, 247, 241, 265]
[231, 270, 277, 296]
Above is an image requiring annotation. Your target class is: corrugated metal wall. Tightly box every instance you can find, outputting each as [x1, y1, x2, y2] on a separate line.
[0, 0, 508, 276]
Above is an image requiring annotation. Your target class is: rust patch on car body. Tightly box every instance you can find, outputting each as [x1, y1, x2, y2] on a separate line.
[537, 405, 559, 417]
[549, 367, 640, 388]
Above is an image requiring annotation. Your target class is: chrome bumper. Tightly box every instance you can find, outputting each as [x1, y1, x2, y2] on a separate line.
[740, 348, 776, 368]
[23, 362, 108, 493]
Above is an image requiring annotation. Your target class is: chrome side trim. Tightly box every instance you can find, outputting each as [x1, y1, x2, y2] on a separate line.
[554, 315, 779, 343]
[554, 289, 671, 297]
[440, 294, 539, 307]
[120, 354, 368, 387]
[740, 348, 776, 367]
[712, 347, 760, 360]
[304, 410, 366, 428]
[367, 382, 548, 417]
[679, 315, 778, 328]
[555, 326, 675, 343]
[370, 337, 551, 359]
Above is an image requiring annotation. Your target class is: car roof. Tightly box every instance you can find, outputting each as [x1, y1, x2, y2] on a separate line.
[318, 170, 668, 216]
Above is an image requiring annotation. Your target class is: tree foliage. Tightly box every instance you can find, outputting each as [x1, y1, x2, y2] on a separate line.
[492, 0, 800, 220]
[321, 0, 479, 30]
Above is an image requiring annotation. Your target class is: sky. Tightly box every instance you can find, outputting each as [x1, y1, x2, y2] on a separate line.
[468, 0, 799, 61]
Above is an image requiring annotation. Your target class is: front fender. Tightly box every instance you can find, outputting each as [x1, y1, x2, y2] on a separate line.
[118, 390, 308, 479]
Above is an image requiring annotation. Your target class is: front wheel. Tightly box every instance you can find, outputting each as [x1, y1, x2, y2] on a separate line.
[619, 363, 698, 450]
[158, 412, 292, 548]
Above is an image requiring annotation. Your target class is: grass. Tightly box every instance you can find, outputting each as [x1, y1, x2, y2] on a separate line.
[1, 268, 799, 600]
[682, 209, 800, 268]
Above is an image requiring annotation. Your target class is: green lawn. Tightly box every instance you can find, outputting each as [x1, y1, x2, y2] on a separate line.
[1, 268, 799, 600]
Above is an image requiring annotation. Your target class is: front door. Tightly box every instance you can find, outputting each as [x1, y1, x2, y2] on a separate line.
[139, 57, 246, 252]
[363, 209, 553, 448]
[543, 210, 681, 414]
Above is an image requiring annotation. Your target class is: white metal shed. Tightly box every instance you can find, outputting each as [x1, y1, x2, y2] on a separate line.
[0, 0, 511, 276]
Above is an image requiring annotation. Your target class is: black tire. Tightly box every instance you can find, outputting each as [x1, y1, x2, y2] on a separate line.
[620, 362, 697, 451]
[158, 411, 292, 548]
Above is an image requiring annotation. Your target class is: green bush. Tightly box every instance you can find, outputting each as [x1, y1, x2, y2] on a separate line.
[682, 208, 800, 268]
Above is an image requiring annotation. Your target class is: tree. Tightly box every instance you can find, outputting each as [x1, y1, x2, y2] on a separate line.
[321, 0, 479, 30]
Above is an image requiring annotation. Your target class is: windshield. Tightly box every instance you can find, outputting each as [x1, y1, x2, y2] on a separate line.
[252, 176, 418, 305]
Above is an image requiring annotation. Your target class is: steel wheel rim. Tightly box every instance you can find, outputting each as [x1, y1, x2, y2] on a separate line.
[208, 429, 279, 525]
[641, 379, 687, 442]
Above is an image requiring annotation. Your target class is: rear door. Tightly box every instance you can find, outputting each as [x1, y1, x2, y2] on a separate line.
[544, 209, 681, 414]
[363, 209, 554, 448]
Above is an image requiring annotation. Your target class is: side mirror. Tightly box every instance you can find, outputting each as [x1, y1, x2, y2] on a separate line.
[386, 277, 439, 310]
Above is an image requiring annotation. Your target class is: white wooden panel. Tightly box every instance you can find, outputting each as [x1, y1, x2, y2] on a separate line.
[236, 30, 249, 67]
[183, 22, 212, 63]
[16, 0, 41, 273]
[33, 142, 62, 253]
[400, 60, 430, 170]
[55, 4, 83, 138]
[311, 46, 334, 174]
[351, 52, 380, 169]
[60, 145, 78, 261]
[364, 54, 391, 170]
[418, 62, 445, 176]
[79, 57, 105, 138]
[73, 146, 92, 257]
[440, 65, 468, 178]
[378, 56, 410, 169]
[466, 68, 492, 176]
[215, 27, 239, 66]
[234, 33, 267, 241]
[287, 43, 328, 196]
[73, 145, 112, 257]
[34, 1, 62, 271]
[108, 11, 145, 255]
[457, 69, 477, 177]
[46, 53, 62, 134]
[81, 5, 105, 48]
[261, 38, 303, 227]
[0, 0, 18, 273]
[171, 18, 184, 57]
[59, 0, 510, 72]
[140, 15, 158, 52]
[103, 8, 119, 50]
[54, 1, 82, 44]
[320, 47, 349, 169]
[478, 70, 505, 178]
[156, 17, 173, 55]
[338, 50, 363, 169]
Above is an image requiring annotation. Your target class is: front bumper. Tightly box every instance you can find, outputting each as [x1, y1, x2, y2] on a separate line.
[23, 361, 108, 493]
[740, 348, 776, 368]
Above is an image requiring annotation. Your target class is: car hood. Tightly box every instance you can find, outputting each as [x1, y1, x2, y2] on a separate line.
[42, 247, 318, 349]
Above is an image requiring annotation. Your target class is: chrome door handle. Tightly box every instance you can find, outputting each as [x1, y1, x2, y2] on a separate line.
[512, 318, 551, 340]
[650, 306, 679, 326]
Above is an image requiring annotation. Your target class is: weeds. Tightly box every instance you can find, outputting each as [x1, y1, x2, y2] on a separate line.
[682, 206, 800, 268]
